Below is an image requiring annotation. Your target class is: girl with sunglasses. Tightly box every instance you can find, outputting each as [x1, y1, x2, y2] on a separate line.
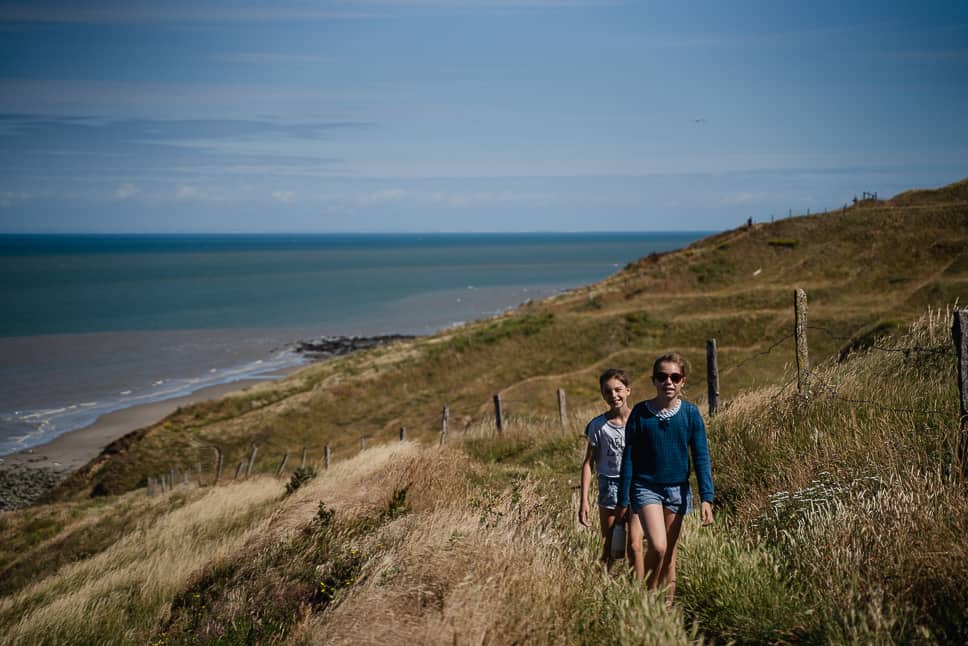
[615, 352, 714, 605]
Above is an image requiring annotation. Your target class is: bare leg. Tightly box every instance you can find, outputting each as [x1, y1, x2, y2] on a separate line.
[660, 508, 685, 605]
[598, 507, 618, 569]
[627, 508, 646, 580]
[637, 504, 668, 589]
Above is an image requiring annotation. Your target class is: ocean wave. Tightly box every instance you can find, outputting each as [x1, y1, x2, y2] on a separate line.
[0, 349, 305, 457]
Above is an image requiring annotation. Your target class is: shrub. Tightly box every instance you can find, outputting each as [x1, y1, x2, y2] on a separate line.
[285, 466, 317, 495]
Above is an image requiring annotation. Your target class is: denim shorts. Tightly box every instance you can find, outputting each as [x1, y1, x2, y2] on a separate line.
[631, 482, 693, 515]
[597, 474, 620, 509]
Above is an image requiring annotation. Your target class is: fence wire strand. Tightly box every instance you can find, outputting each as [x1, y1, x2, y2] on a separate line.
[150, 310, 963, 485]
[807, 324, 953, 356]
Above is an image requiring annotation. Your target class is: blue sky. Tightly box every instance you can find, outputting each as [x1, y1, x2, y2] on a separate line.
[0, 0, 966, 233]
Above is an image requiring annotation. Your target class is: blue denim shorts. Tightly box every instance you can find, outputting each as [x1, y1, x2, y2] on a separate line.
[597, 474, 620, 509]
[631, 482, 693, 515]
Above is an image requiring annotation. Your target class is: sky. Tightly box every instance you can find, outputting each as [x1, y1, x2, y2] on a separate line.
[0, 0, 966, 233]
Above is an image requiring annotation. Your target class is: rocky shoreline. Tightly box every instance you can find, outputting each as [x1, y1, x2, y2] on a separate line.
[0, 333, 417, 512]
[292, 333, 415, 360]
[0, 462, 67, 511]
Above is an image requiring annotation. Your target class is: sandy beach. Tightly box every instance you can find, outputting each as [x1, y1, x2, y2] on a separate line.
[2, 379, 274, 473]
[0, 378, 279, 510]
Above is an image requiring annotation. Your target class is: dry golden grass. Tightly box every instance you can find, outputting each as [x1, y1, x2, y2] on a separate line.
[0, 479, 281, 644]
[287, 441, 694, 646]
[3, 302, 966, 643]
[0, 442, 452, 645]
[6, 182, 967, 643]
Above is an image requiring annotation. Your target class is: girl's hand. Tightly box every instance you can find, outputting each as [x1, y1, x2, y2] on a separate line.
[578, 501, 591, 527]
[700, 501, 714, 526]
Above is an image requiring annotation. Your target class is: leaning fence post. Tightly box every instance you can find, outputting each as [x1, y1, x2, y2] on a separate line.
[324, 445, 331, 470]
[234, 461, 243, 480]
[494, 394, 504, 432]
[275, 452, 289, 478]
[440, 405, 449, 445]
[400, 427, 407, 442]
[557, 388, 567, 430]
[706, 339, 720, 416]
[952, 310, 968, 479]
[245, 444, 259, 478]
[300, 447, 307, 469]
[794, 288, 810, 398]
[213, 446, 223, 485]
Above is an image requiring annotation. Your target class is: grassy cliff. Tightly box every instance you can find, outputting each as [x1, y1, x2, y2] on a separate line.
[49, 177, 968, 500]
[2, 178, 967, 644]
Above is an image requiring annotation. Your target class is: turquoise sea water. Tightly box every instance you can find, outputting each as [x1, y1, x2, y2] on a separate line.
[0, 232, 704, 455]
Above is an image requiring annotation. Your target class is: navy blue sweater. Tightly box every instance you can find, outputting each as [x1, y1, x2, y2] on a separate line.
[617, 399, 714, 508]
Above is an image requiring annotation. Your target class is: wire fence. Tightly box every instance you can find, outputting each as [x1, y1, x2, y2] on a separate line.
[146, 296, 967, 494]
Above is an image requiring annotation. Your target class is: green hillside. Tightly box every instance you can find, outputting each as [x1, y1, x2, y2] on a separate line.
[49, 178, 968, 500]
[1, 178, 966, 644]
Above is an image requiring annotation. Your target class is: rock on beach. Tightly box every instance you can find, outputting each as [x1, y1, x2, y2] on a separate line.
[0, 462, 66, 511]
[292, 334, 414, 360]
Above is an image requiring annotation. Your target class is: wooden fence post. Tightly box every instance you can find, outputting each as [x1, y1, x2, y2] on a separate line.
[275, 452, 289, 478]
[214, 446, 223, 485]
[245, 444, 258, 478]
[794, 288, 810, 398]
[234, 462, 243, 480]
[300, 447, 307, 469]
[706, 339, 720, 416]
[493, 394, 504, 432]
[196, 462, 203, 487]
[400, 427, 407, 442]
[360, 436, 367, 451]
[147, 477, 156, 496]
[440, 405, 449, 445]
[952, 310, 968, 479]
[324, 445, 331, 470]
[182, 470, 189, 486]
[170, 467, 177, 489]
[557, 388, 567, 430]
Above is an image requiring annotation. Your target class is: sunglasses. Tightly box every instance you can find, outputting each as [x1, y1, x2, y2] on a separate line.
[653, 372, 683, 384]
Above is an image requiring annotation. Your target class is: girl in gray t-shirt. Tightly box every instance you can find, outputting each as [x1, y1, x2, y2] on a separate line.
[579, 368, 633, 570]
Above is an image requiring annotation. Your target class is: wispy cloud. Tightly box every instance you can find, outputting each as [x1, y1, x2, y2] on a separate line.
[429, 190, 556, 208]
[113, 183, 139, 200]
[174, 185, 206, 201]
[271, 190, 296, 203]
[0, 113, 362, 182]
[213, 52, 332, 65]
[0, 0, 610, 25]
[359, 188, 407, 204]
[0, 2, 378, 24]
[0, 191, 32, 208]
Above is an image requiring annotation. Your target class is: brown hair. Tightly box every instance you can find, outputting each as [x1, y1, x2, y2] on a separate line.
[599, 368, 630, 391]
[652, 352, 688, 379]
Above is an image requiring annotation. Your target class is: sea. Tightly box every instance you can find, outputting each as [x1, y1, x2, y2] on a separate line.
[0, 232, 704, 456]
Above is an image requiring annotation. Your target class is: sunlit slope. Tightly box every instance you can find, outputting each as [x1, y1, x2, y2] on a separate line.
[48, 178, 968, 500]
[3, 309, 965, 644]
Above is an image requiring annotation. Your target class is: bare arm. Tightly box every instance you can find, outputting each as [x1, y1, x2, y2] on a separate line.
[579, 442, 596, 527]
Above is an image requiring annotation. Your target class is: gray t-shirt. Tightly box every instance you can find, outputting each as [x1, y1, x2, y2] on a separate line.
[585, 414, 626, 478]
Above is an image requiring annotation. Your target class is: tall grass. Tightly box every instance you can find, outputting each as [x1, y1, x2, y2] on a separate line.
[2, 308, 966, 643]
